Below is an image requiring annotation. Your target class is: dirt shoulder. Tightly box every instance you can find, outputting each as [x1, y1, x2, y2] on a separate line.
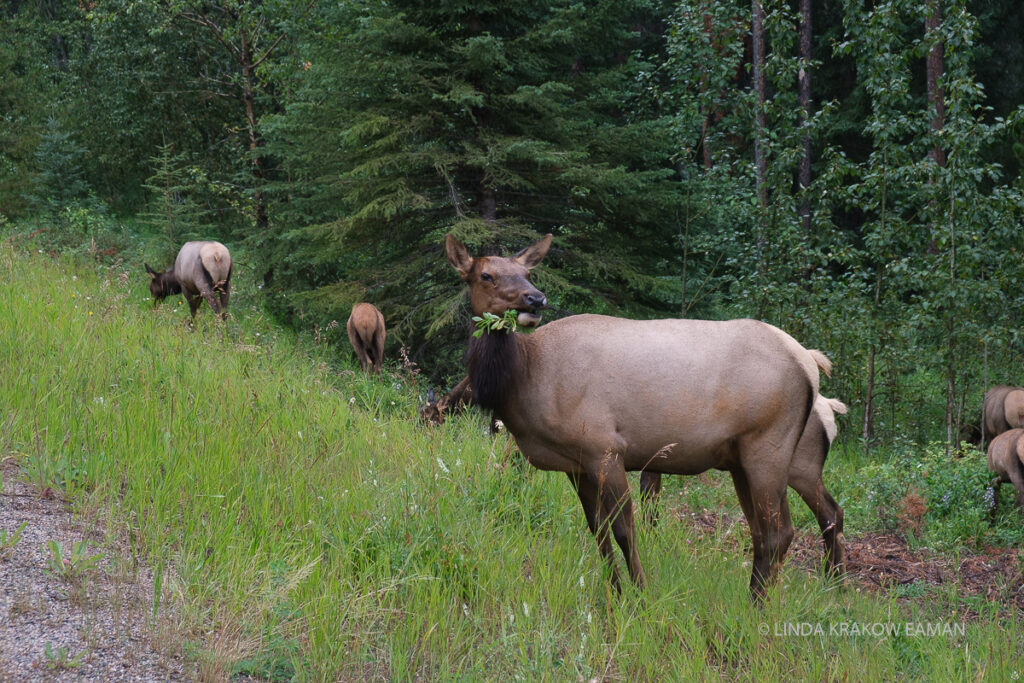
[678, 507, 1024, 613]
[0, 460, 190, 682]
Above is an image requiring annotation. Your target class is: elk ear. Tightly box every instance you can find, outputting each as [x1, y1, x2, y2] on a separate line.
[426, 388, 436, 404]
[445, 234, 474, 279]
[144, 264, 156, 278]
[513, 233, 552, 270]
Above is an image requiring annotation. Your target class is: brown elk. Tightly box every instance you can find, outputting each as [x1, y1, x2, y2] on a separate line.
[145, 241, 232, 320]
[639, 392, 848, 576]
[986, 428, 1024, 513]
[445, 233, 838, 600]
[347, 303, 386, 374]
[981, 385, 1024, 447]
[420, 376, 473, 425]
[420, 375, 506, 436]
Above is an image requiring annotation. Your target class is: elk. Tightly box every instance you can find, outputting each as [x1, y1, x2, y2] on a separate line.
[347, 303, 386, 374]
[981, 385, 1024, 447]
[639, 392, 848, 577]
[145, 241, 232, 321]
[420, 376, 473, 425]
[986, 428, 1024, 514]
[420, 375, 505, 435]
[445, 233, 838, 600]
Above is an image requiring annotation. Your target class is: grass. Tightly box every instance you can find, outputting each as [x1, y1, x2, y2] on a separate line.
[0, 235, 1021, 680]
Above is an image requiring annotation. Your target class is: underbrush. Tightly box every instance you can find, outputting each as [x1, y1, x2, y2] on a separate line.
[828, 441, 1024, 550]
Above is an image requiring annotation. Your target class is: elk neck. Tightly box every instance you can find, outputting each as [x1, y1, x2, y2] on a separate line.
[465, 329, 527, 414]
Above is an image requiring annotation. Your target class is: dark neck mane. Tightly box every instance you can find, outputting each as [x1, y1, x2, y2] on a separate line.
[465, 331, 521, 413]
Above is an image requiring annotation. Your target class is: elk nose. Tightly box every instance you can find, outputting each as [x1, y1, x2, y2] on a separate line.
[523, 292, 546, 310]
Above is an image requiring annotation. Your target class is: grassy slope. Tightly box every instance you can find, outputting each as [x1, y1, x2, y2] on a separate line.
[0, 241, 1020, 681]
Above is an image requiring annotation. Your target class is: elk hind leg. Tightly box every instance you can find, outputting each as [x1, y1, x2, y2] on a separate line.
[1007, 461, 1024, 509]
[198, 286, 222, 318]
[732, 466, 793, 602]
[371, 332, 384, 375]
[789, 469, 845, 577]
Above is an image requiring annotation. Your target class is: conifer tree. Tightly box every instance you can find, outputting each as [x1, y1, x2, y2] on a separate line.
[264, 0, 683, 375]
[141, 142, 208, 244]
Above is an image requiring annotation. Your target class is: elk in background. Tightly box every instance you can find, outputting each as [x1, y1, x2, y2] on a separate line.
[145, 240, 232, 321]
[347, 303, 386, 374]
[986, 428, 1024, 516]
[981, 385, 1024, 448]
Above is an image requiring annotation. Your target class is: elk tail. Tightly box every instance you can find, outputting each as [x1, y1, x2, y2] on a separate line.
[808, 349, 833, 378]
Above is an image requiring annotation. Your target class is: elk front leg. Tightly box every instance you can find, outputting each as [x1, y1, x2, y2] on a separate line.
[567, 471, 623, 591]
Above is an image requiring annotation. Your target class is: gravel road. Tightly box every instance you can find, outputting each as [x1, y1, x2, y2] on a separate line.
[0, 461, 191, 682]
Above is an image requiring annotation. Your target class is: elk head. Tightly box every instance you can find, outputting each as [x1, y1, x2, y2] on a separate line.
[444, 234, 552, 328]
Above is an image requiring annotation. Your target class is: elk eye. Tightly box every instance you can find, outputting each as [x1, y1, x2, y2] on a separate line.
[480, 272, 493, 283]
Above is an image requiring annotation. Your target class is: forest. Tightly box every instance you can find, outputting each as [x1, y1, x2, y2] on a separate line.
[3, 0, 1024, 448]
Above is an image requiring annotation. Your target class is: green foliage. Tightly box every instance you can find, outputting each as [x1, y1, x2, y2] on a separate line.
[42, 643, 86, 671]
[0, 522, 28, 561]
[140, 142, 211, 245]
[3, 0, 1024, 437]
[471, 310, 521, 338]
[845, 442, 1020, 549]
[262, 0, 685, 378]
[45, 540, 105, 584]
[20, 447, 94, 500]
[27, 117, 94, 217]
[2, 244, 1022, 679]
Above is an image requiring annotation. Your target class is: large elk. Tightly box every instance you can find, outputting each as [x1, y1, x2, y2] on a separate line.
[445, 233, 841, 600]
[347, 303, 386, 374]
[639, 392, 848, 577]
[981, 385, 1024, 447]
[145, 241, 232, 321]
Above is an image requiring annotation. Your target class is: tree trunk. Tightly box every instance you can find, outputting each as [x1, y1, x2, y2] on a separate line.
[751, 0, 767, 209]
[927, 1, 953, 446]
[240, 27, 269, 232]
[926, 1, 946, 168]
[862, 270, 882, 446]
[700, 10, 714, 169]
[797, 0, 812, 233]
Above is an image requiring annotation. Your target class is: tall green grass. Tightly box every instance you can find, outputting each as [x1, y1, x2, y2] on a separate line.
[0, 241, 1020, 681]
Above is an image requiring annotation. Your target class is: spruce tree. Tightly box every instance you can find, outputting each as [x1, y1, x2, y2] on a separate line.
[264, 0, 684, 377]
[141, 142, 208, 245]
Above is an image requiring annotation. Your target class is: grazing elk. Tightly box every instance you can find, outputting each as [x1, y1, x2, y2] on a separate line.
[639, 392, 848, 577]
[420, 375, 505, 435]
[981, 385, 1024, 447]
[145, 241, 232, 321]
[420, 376, 474, 425]
[445, 233, 837, 600]
[347, 303, 386, 374]
[986, 428, 1024, 514]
